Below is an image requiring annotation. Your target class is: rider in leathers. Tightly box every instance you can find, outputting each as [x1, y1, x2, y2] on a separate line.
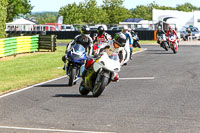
[122, 25, 133, 62]
[92, 26, 111, 55]
[166, 26, 179, 47]
[157, 26, 165, 44]
[83, 32, 126, 81]
[62, 25, 93, 69]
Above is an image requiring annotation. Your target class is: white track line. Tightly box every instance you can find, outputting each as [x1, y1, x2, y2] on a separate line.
[0, 126, 116, 133]
[120, 77, 155, 80]
[0, 75, 67, 99]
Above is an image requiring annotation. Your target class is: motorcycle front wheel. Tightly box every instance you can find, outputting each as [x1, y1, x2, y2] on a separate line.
[136, 41, 141, 48]
[92, 74, 109, 97]
[171, 44, 177, 54]
[68, 67, 76, 86]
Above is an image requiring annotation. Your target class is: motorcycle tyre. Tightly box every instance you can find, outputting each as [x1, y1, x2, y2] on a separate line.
[79, 81, 90, 95]
[68, 67, 76, 86]
[164, 42, 168, 51]
[92, 76, 109, 97]
[172, 44, 177, 54]
[136, 41, 141, 48]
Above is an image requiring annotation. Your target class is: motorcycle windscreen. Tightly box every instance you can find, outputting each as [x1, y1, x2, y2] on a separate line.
[108, 53, 119, 61]
[72, 44, 85, 53]
[71, 44, 86, 60]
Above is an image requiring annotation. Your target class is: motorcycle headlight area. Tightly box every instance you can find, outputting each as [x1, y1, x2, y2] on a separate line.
[71, 53, 84, 60]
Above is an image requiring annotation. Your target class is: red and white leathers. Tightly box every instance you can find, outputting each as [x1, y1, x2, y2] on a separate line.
[166, 29, 179, 47]
[93, 33, 111, 55]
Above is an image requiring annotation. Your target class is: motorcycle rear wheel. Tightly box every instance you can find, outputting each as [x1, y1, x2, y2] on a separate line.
[79, 81, 90, 95]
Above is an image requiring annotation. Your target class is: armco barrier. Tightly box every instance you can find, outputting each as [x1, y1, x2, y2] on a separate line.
[0, 36, 39, 57]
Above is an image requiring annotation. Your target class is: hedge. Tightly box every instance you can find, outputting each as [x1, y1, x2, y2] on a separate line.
[0, 0, 8, 38]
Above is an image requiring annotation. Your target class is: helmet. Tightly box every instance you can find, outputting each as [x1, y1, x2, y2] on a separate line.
[158, 26, 161, 29]
[81, 25, 90, 34]
[97, 26, 104, 36]
[123, 25, 128, 30]
[113, 32, 126, 47]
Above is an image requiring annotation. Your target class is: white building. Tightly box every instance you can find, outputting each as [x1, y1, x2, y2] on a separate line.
[153, 8, 200, 30]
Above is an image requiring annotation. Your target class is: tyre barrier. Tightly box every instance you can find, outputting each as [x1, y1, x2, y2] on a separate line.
[0, 36, 39, 57]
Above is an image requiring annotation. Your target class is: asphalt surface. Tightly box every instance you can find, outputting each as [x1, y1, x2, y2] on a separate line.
[1, 44, 200, 133]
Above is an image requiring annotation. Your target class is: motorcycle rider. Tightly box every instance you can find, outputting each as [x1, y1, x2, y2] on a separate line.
[156, 26, 165, 44]
[166, 26, 179, 47]
[122, 25, 133, 60]
[62, 25, 93, 70]
[92, 26, 111, 54]
[83, 32, 126, 81]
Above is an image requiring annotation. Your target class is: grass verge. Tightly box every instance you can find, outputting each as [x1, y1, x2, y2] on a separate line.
[0, 47, 66, 94]
[0, 46, 142, 94]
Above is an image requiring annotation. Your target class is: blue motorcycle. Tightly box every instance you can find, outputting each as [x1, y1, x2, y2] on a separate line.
[66, 43, 87, 86]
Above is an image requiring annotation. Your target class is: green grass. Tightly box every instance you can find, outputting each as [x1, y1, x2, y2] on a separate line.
[139, 40, 157, 44]
[57, 39, 72, 44]
[0, 47, 66, 93]
[0, 46, 142, 94]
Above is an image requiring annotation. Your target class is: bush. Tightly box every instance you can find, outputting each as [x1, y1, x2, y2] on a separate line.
[0, 0, 8, 38]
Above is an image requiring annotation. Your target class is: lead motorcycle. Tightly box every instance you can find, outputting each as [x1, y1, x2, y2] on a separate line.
[158, 34, 168, 51]
[65, 43, 87, 86]
[168, 35, 178, 54]
[79, 51, 121, 97]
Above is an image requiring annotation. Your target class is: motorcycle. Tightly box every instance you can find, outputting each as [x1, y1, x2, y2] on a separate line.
[158, 34, 169, 51]
[168, 35, 178, 54]
[65, 43, 87, 86]
[132, 32, 141, 48]
[79, 51, 121, 97]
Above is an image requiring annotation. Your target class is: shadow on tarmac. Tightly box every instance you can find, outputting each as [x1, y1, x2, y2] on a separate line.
[53, 94, 94, 98]
[38, 84, 69, 87]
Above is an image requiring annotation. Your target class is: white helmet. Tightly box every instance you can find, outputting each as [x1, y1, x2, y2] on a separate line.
[123, 25, 128, 30]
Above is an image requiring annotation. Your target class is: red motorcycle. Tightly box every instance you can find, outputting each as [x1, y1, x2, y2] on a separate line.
[168, 35, 178, 54]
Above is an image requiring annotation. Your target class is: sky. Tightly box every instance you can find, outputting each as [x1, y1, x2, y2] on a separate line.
[31, 0, 200, 12]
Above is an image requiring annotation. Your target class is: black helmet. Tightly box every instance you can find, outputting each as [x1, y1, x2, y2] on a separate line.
[97, 26, 104, 36]
[113, 32, 126, 47]
[81, 25, 90, 34]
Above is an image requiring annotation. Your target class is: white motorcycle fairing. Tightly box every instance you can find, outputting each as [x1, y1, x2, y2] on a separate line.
[93, 52, 121, 73]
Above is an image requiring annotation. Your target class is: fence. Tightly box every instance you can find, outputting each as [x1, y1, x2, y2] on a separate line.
[6, 30, 156, 40]
[0, 36, 39, 58]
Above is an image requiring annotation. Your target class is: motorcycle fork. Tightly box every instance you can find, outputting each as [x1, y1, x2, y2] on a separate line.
[85, 68, 95, 90]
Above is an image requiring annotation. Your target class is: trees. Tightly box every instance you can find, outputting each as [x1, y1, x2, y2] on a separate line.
[102, 0, 131, 24]
[59, 2, 84, 24]
[0, 0, 8, 38]
[176, 3, 198, 12]
[59, 0, 131, 25]
[27, 12, 58, 24]
[131, 2, 199, 21]
[6, 0, 33, 22]
[83, 0, 109, 24]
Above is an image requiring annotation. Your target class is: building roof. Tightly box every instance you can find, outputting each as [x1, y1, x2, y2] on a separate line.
[123, 18, 144, 23]
[6, 18, 36, 25]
